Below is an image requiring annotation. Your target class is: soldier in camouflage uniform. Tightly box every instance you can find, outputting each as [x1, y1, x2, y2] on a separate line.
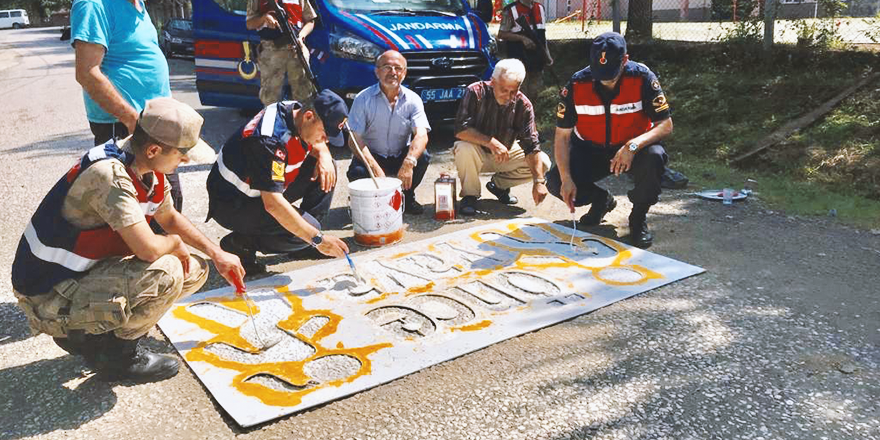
[11, 98, 245, 383]
[247, 0, 318, 105]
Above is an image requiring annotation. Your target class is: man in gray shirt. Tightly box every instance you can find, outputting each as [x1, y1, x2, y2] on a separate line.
[347, 50, 431, 215]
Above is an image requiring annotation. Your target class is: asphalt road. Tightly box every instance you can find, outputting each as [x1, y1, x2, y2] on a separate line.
[1, 27, 879, 440]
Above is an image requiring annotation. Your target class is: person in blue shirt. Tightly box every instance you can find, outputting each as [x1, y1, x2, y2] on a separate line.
[346, 50, 431, 215]
[71, 0, 185, 214]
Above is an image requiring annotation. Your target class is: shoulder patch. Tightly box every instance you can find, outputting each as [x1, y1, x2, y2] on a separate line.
[556, 102, 566, 119]
[275, 148, 286, 160]
[651, 79, 661, 90]
[560, 86, 569, 98]
[653, 94, 669, 112]
[272, 161, 285, 182]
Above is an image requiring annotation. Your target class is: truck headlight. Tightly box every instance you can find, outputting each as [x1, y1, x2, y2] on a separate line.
[171, 37, 182, 44]
[330, 33, 382, 63]
[486, 36, 497, 59]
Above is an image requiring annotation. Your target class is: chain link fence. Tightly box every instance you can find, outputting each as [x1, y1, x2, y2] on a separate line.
[482, 0, 880, 46]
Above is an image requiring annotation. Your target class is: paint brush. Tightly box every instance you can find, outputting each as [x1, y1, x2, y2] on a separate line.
[344, 251, 367, 285]
[569, 210, 578, 253]
[228, 270, 280, 351]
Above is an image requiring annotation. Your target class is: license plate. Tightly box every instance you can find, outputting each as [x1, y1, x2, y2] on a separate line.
[420, 87, 466, 102]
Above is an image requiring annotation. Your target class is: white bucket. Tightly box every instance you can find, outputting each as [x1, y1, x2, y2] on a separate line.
[349, 177, 404, 246]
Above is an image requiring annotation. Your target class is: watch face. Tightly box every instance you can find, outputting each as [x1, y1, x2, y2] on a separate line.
[628, 143, 638, 152]
[312, 234, 323, 246]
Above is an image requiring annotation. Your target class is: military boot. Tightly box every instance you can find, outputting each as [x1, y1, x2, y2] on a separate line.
[628, 204, 654, 249]
[220, 233, 266, 275]
[93, 335, 180, 383]
[54, 330, 108, 368]
[579, 190, 617, 226]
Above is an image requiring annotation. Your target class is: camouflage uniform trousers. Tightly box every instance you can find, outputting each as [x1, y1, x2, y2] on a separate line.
[258, 40, 314, 106]
[15, 254, 209, 340]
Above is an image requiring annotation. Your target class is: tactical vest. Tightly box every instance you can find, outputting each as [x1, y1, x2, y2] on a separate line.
[256, 0, 304, 42]
[571, 75, 653, 148]
[11, 143, 165, 296]
[504, 1, 547, 71]
[212, 101, 311, 200]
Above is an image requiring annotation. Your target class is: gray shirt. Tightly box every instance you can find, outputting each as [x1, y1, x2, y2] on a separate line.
[348, 83, 431, 158]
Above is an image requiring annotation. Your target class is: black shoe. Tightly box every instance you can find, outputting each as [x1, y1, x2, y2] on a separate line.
[661, 167, 689, 189]
[579, 192, 617, 226]
[55, 331, 107, 367]
[628, 207, 653, 249]
[486, 180, 518, 205]
[93, 336, 179, 383]
[54, 336, 84, 356]
[460, 196, 478, 216]
[404, 198, 424, 215]
[220, 233, 266, 275]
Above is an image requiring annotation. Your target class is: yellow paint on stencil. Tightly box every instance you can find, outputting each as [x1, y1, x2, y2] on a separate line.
[175, 286, 391, 407]
[172, 220, 671, 407]
[450, 320, 493, 332]
[477, 223, 664, 286]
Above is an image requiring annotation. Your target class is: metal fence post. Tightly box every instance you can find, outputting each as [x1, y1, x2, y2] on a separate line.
[612, 0, 621, 34]
[763, 0, 776, 50]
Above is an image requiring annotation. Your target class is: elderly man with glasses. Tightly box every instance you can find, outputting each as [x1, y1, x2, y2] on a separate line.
[346, 50, 431, 215]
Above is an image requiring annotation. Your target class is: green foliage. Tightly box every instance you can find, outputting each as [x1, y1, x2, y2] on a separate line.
[789, 0, 848, 49]
[865, 13, 880, 43]
[716, 19, 764, 45]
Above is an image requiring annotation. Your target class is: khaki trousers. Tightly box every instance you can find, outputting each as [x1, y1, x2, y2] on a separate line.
[15, 254, 209, 340]
[453, 140, 551, 198]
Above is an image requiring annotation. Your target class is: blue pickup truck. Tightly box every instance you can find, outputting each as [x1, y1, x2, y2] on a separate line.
[193, 0, 497, 121]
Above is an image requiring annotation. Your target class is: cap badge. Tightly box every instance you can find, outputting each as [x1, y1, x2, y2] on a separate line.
[599, 51, 607, 65]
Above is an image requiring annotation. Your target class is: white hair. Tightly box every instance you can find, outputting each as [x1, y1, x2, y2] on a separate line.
[491, 58, 526, 84]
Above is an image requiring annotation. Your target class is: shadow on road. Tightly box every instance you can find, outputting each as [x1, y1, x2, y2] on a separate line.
[0, 356, 118, 439]
[0, 302, 31, 346]
[0, 130, 92, 158]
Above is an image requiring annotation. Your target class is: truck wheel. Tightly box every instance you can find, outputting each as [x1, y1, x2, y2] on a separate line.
[12, 23, 22, 29]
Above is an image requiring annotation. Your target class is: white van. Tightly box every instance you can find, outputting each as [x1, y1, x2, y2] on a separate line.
[0, 9, 30, 29]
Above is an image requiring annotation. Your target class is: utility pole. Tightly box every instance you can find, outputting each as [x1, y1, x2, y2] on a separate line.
[763, 0, 776, 51]
[612, 0, 620, 33]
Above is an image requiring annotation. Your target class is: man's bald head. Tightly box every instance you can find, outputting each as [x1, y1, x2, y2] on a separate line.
[375, 50, 407, 68]
[375, 50, 408, 94]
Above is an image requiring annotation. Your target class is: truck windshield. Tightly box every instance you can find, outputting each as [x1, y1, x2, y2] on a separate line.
[326, 0, 465, 15]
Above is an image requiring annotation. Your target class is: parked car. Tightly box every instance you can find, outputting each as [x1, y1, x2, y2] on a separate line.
[0, 9, 30, 29]
[161, 18, 194, 57]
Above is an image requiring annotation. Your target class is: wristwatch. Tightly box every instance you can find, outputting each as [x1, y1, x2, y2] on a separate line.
[310, 232, 324, 248]
[534, 177, 546, 185]
[404, 155, 418, 167]
[627, 142, 639, 152]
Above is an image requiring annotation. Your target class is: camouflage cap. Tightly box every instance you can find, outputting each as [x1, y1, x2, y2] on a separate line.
[139, 97, 215, 164]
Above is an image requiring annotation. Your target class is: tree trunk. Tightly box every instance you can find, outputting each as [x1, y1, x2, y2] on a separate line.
[625, 0, 653, 43]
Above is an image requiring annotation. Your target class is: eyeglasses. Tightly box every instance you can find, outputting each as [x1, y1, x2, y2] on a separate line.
[379, 64, 406, 73]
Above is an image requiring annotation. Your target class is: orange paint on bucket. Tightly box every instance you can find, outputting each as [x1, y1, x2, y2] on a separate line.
[349, 177, 405, 247]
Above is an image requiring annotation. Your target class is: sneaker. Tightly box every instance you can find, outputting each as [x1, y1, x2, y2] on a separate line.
[485, 180, 518, 205]
[93, 336, 179, 383]
[220, 233, 266, 275]
[460, 196, 478, 216]
[404, 198, 424, 215]
[579, 192, 617, 226]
